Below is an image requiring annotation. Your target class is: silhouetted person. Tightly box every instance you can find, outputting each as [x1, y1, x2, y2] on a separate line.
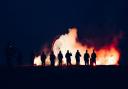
[58, 51, 63, 66]
[30, 50, 35, 66]
[65, 50, 72, 66]
[50, 51, 56, 66]
[90, 50, 96, 66]
[75, 50, 81, 65]
[84, 50, 90, 65]
[41, 51, 46, 66]
[5, 42, 16, 67]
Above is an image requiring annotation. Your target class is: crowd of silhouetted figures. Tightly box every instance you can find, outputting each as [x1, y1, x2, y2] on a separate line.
[40, 50, 96, 66]
[5, 42, 96, 67]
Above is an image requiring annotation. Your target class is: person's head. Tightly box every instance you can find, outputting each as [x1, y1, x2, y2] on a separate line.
[51, 51, 54, 54]
[67, 50, 69, 53]
[93, 49, 95, 53]
[42, 51, 44, 54]
[77, 50, 79, 52]
[86, 50, 88, 53]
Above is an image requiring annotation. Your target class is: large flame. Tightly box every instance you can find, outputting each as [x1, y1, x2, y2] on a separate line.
[34, 27, 121, 66]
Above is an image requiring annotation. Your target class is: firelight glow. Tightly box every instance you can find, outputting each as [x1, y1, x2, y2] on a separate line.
[34, 27, 120, 66]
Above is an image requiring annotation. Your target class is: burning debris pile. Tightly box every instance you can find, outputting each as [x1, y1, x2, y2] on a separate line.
[34, 27, 121, 66]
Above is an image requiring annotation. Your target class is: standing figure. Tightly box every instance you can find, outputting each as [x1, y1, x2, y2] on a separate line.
[90, 49, 96, 66]
[65, 50, 72, 66]
[75, 50, 81, 65]
[50, 51, 56, 66]
[30, 50, 35, 66]
[58, 51, 63, 66]
[41, 51, 46, 66]
[5, 42, 16, 67]
[84, 50, 90, 65]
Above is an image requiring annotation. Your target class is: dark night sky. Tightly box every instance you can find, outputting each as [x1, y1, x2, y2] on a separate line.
[0, 0, 128, 65]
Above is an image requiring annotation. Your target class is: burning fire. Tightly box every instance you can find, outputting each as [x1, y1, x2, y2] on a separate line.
[34, 27, 121, 66]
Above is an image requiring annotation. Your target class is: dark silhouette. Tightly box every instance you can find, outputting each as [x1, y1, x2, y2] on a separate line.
[57, 51, 63, 66]
[84, 50, 90, 65]
[90, 50, 97, 66]
[41, 51, 46, 66]
[65, 50, 72, 66]
[5, 42, 16, 67]
[30, 51, 35, 66]
[75, 50, 81, 65]
[50, 51, 56, 66]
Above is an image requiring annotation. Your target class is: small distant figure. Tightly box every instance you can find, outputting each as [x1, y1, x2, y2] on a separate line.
[5, 42, 16, 67]
[58, 51, 63, 66]
[75, 50, 81, 65]
[30, 50, 35, 66]
[84, 50, 90, 65]
[65, 50, 72, 66]
[90, 49, 97, 66]
[50, 51, 56, 66]
[41, 51, 46, 66]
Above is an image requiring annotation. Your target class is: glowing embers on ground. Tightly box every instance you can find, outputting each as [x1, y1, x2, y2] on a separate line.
[34, 27, 121, 66]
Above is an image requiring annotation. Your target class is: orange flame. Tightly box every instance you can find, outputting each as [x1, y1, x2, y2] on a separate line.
[34, 27, 121, 66]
